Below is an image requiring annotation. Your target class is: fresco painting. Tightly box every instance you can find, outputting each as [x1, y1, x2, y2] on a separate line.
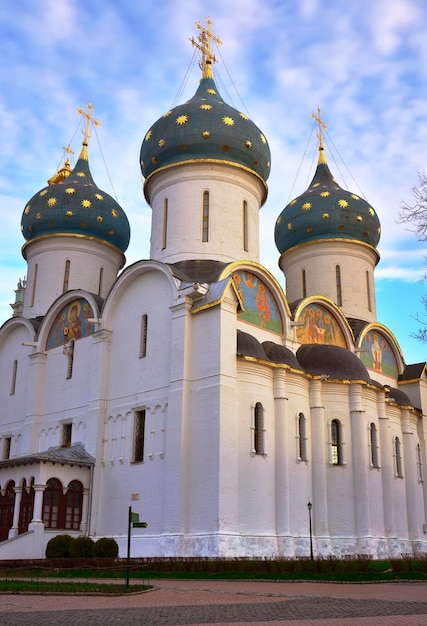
[234, 271, 282, 334]
[296, 304, 347, 348]
[46, 299, 95, 350]
[359, 330, 398, 378]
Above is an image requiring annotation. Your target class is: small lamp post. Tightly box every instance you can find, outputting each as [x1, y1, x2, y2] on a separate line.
[307, 501, 314, 560]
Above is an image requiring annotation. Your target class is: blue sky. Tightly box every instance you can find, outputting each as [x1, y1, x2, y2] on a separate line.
[0, 0, 426, 363]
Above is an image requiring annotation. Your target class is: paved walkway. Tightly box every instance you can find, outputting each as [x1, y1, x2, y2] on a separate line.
[1, 579, 427, 625]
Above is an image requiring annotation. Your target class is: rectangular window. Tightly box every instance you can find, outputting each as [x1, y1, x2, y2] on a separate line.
[3, 437, 11, 460]
[394, 436, 403, 478]
[65, 340, 75, 379]
[62, 423, 72, 448]
[416, 444, 424, 482]
[370, 422, 379, 468]
[298, 412, 307, 461]
[202, 191, 209, 242]
[331, 419, 343, 465]
[366, 271, 372, 312]
[253, 402, 265, 455]
[10, 359, 18, 395]
[63, 260, 71, 293]
[140, 314, 148, 358]
[133, 410, 146, 463]
[336, 265, 342, 307]
[30, 263, 38, 307]
[243, 200, 248, 251]
[162, 198, 168, 250]
[98, 267, 104, 296]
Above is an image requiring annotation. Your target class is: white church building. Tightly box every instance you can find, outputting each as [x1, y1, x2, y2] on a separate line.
[0, 20, 426, 560]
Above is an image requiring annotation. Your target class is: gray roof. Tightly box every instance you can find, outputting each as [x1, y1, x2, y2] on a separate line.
[0, 442, 95, 470]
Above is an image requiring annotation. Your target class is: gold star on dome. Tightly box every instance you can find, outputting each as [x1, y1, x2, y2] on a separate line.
[40, 189, 48, 196]
[81, 222, 87, 228]
[288, 223, 293, 230]
[239, 113, 249, 120]
[145, 130, 152, 140]
[223, 116, 234, 126]
[290, 199, 297, 205]
[222, 144, 230, 152]
[206, 88, 217, 95]
[369, 207, 375, 216]
[25, 205, 31, 214]
[77, 171, 85, 177]
[49, 220, 56, 226]
[108, 230, 114, 236]
[200, 104, 212, 110]
[302, 202, 312, 211]
[180, 144, 188, 151]
[66, 210, 73, 217]
[338, 224, 345, 230]
[65, 188, 75, 194]
[163, 111, 172, 117]
[176, 115, 188, 125]
[351, 194, 360, 200]
[322, 213, 329, 219]
[253, 160, 259, 166]
[312, 183, 320, 188]
[97, 216, 103, 222]
[260, 134, 266, 144]
[277, 216, 282, 224]
[320, 191, 330, 197]
[95, 193, 103, 200]
[47, 197, 57, 207]
[202, 131, 210, 139]
[159, 139, 165, 147]
[151, 156, 158, 164]
[245, 140, 252, 149]
[36, 213, 41, 220]
[356, 215, 363, 221]
[338, 199, 348, 208]
[81, 199, 91, 208]
[111, 209, 118, 217]
[307, 227, 313, 233]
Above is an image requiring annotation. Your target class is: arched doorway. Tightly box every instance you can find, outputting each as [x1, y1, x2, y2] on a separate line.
[0, 481, 15, 541]
[18, 478, 35, 534]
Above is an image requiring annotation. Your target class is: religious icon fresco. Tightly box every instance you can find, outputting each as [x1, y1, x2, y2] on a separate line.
[46, 298, 95, 350]
[359, 329, 398, 378]
[296, 303, 347, 348]
[233, 271, 282, 334]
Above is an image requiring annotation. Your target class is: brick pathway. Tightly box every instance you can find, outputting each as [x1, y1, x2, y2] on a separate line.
[1, 579, 427, 625]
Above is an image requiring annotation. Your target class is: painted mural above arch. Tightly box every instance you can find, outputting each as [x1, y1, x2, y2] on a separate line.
[359, 329, 398, 378]
[296, 303, 347, 348]
[46, 298, 95, 350]
[233, 271, 282, 334]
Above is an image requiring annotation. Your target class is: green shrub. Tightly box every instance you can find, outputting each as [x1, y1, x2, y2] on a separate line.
[69, 536, 94, 558]
[92, 537, 119, 558]
[45, 534, 73, 558]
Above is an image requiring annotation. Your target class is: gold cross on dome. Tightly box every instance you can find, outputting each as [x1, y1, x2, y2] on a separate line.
[63, 144, 74, 163]
[77, 102, 100, 145]
[311, 106, 327, 150]
[190, 16, 222, 78]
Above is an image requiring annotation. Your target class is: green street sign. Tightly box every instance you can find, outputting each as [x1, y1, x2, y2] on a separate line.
[133, 521, 148, 528]
[131, 512, 139, 523]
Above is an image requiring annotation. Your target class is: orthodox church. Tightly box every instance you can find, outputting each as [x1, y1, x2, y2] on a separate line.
[0, 20, 426, 560]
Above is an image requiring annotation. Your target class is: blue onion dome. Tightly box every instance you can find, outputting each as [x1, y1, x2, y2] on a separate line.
[21, 142, 130, 254]
[275, 131, 381, 255]
[140, 20, 270, 198]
